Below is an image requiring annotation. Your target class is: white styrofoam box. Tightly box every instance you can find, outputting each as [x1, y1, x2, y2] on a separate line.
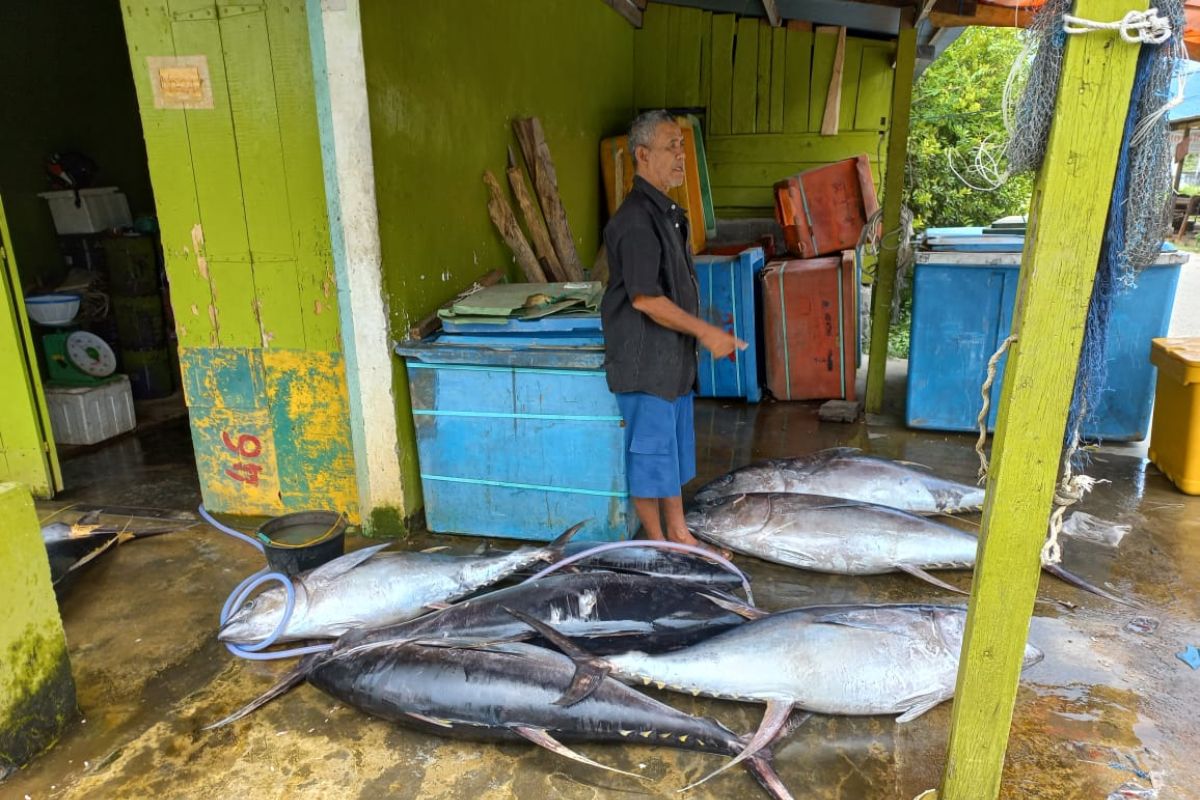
[45, 375, 136, 446]
[38, 187, 132, 235]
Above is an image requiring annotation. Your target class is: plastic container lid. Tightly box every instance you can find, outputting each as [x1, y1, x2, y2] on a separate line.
[1151, 337, 1200, 384]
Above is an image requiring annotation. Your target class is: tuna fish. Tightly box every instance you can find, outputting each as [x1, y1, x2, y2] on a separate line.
[42, 515, 176, 594]
[684, 492, 1134, 604]
[207, 640, 795, 799]
[517, 602, 1043, 790]
[511, 540, 744, 587]
[218, 523, 584, 645]
[334, 570, 747, 656]
[691, 448, 986, 514]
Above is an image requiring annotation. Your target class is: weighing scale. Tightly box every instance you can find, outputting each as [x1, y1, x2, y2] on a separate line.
[42, 330, 118, 386]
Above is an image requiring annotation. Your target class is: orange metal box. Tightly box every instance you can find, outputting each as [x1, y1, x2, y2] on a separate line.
[773, 155, 879, 259]
[761, 253, 858, 401]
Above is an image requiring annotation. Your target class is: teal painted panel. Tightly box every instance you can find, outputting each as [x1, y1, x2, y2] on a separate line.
[180, 347, 266, 410]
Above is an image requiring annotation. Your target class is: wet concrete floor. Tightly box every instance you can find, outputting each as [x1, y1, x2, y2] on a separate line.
[6, 382, 1199, 800]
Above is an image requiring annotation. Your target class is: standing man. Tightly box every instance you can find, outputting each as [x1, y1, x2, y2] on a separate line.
[601, 110, 746, 552]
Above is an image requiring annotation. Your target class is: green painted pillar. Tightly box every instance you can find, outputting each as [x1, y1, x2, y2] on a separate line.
[0, 483, 76, 777]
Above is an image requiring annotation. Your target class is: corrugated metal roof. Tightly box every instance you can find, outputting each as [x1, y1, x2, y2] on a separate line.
[1170, 62, 1200, 126]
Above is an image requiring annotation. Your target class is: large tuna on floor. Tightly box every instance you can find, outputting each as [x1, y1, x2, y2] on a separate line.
[691, 448, 986, 514]
[684, 492, 1133, 604]
[218, 523, 584, 645]
[207, 640, 795, 799]
[335, 569, 747, 656]
[517, 602, 1043, 791]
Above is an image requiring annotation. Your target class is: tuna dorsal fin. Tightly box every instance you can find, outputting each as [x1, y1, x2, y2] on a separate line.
[420, 545, 451, 554]
[700, 591, 769, 620]
[202, 662, 310, 730]
[894, 459, 933, 471]
[505, 607, 610, 706]
[546, 520, 588, 554]
[512, 726, 644, 780]
[678, 698, 794, 793]
[1041, 562, 1142, 609]
[306, 542, 392, 583]
[899, 565, 969, 595]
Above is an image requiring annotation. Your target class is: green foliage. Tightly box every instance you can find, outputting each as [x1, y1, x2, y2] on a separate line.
[906, 27, 1035, 230]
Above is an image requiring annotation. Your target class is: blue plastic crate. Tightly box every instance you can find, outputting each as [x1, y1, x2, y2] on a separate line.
[395, 336, 636, 542]
[694, 247, 766, 402]
[907, 242, 1186, 441]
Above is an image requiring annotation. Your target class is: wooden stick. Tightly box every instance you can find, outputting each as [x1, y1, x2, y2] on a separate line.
[820, 27, 846, 136]
[483, 170, 546, 284]
[600, 0, 643, 28]
[513, 117, 585, 282]
[407, 269, 506, 341]
[506, 146, 564, 281]
[761, 0, 782, 26]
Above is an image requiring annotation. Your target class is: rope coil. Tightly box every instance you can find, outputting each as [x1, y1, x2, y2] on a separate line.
[975, 335, 1018, 483]
[1062, 8, 1173, 44]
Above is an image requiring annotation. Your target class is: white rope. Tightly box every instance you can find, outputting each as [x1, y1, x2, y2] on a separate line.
[1132, 38, 1189, 147]
[1041, 420, 1108, 566]
[1062, 8, 1173, 44]
[975, 335, 1018, 483]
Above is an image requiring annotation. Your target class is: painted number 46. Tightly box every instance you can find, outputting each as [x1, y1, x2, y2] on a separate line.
[223, 431, 263, 486]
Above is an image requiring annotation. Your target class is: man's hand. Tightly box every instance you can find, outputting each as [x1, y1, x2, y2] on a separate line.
[698, 324, 748, 359]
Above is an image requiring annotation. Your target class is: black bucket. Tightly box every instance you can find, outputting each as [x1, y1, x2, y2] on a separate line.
[258, 511, 347, 576]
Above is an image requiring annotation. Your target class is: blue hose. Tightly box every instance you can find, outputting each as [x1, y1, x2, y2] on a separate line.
[201, 504, 332, 660]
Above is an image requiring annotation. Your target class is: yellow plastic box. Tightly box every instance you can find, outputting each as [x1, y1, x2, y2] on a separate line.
[1148, 337, 1200, 495]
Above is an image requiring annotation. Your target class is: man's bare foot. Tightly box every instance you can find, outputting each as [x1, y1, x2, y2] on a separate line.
[666, 528, 732, 560]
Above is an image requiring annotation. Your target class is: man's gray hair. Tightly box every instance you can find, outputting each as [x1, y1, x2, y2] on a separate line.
[629, 109, 676, 154]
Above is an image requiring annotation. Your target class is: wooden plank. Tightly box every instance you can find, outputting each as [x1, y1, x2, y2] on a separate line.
[782, 26, 812, 133]
[710, 160, 882, 187]
[821, 27, 847, 136]
[731, 17, 760, 134]
[940, 3, 1146, 798]
[635, 2, 669, 108]
[266, 0, 341, 353]
[769, 26, 787, 133]
[762, 0, 782, 27]
[756, 23, 773, 132]
[220, 6, 302, 351]
[711, 186, 778, 208]
[601, 0, 643, 28]
[507, 147, 562, 280]
[864, 26, 915, 414]
[122, 0, 216, 349]
[809, 26, 838, 132]
[673, 6, 705, 108]
[705, 131, 882, 162]
[483, 170, 547, 283]
[786, 19, 812, 32]
[709, 14, 736, 135]
[513, 118, 584, 281]
[838, 36, 865, 133]
[855, 42, 896, 131]
[699, 11, 712, 113]
[930, 0, 1032, 28]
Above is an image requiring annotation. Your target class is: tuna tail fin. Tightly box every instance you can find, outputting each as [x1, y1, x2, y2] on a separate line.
[677, 699, 794, 794]
[1041, 562, 1143, 609]
[743, 753, 796, 800]
[545, 520, 589, 557]
[504, 607, 610, 706]
[201, 662, 309, 730]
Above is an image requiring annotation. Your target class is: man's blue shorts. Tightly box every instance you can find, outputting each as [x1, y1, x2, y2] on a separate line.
[615, 392, 696, 499]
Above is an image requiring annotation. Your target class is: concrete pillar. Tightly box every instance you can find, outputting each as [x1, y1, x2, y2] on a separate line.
[0, 483, 76, 777]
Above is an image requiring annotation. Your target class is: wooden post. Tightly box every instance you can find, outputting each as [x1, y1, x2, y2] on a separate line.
[939, 2, 1147, 798]
[513, 118, 586, 282]
[483, 170, 547, 284]
[507, 147, 563, 280]
[820, 27, 847, 136]
[863, 18, 916, 414]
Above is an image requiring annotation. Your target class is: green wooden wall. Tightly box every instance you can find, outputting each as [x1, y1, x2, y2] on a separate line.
[121, 0, 357, 520]
[635, 5, 895, 216]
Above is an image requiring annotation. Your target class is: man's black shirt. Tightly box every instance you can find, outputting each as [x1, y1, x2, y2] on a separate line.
[600, 176, 700, 400]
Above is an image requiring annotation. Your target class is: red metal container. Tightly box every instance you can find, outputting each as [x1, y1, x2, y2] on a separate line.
[761, 253, 858, 401]
[773, 155, 879, 259]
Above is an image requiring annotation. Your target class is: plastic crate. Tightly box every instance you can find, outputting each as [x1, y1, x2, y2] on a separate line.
[38, 187, 131, 234]
[694, 247, 766, 402]
[907, 231, 1187, 441]
[1149, 337, 1200, 494]
[45, 375, 136, 445]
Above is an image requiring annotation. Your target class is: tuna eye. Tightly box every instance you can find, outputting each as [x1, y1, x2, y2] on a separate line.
[243, 600, 256, 611]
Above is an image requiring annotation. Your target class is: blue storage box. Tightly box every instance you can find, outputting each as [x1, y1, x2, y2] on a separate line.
[694, 247, 766, 402]
[907, 230, 1187, 441]
[395, 333, 636, 542]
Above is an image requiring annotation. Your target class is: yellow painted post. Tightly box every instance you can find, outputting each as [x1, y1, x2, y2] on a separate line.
[863, 19, 916, 414]
[940, 2, 1148, 797]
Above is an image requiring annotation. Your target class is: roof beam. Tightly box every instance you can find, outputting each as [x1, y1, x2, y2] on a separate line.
[762, 0, 782, 26]
[601, 0, 644, 28]
[929, 0, 1033, 27]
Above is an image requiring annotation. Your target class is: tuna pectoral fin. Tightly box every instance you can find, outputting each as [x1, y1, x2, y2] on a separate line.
[505, 608, 610, 707]
[546, 521, 589, 556]
[895, 691, 949, 723]
[512, 726, 643, 780]
[1041, 563, 1142, 609]
[699, 591, 770, 620]
[678, 699, 794, 794]
[899, 565, 968, 595]
[202, 663, 309, 730]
